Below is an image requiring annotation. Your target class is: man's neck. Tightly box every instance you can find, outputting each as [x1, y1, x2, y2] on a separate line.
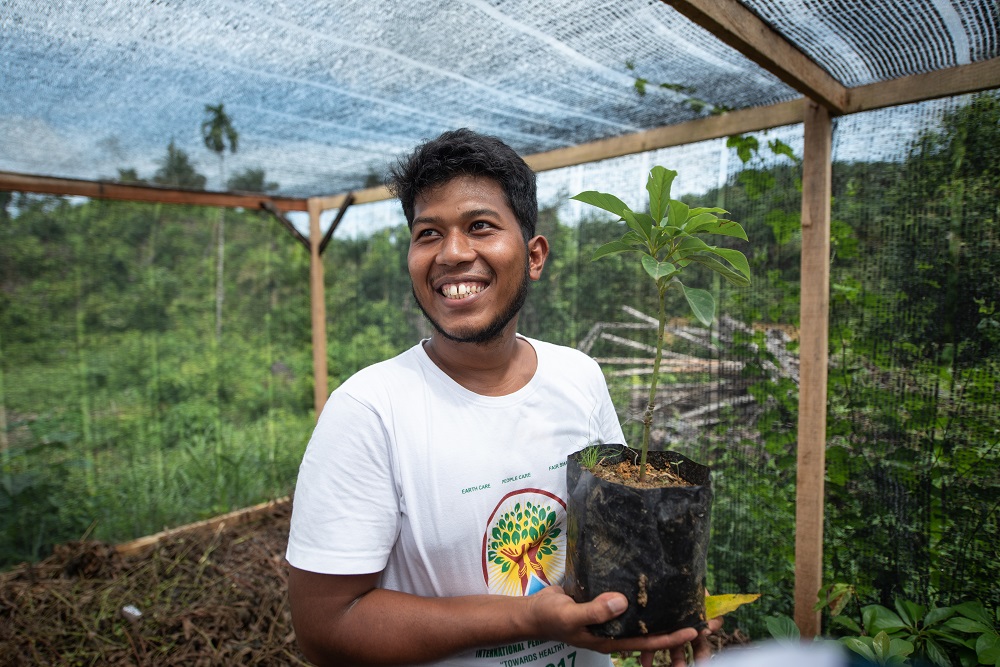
[422, 327, 537, 397]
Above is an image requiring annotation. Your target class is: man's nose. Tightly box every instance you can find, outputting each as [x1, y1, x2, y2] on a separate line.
[437, 230, 475, 265]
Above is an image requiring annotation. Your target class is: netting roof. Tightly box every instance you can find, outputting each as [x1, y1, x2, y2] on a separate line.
[1, 0, 997, 198]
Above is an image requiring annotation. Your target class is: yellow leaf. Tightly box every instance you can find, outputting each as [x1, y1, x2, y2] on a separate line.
[705, 593, 761, 619]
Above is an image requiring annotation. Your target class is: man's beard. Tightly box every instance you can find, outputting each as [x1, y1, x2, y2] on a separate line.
[414, 261, 531, 345]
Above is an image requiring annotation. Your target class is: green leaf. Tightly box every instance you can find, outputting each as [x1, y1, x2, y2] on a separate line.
[895, 599, 924, 627]
[687, 252, 751, 287]
[591, 240, 636, 261]
[646, 166, 676, 223]
[925, 607, 957, 627]
[621, 208, 652, 243]
[709, 247, 751, 280]
[843, 637, 877, 663]
[668, 199, 690, 230]
[831, 615, 863, 634]
[676, 235, 712, 257]
[874, 632, 893, 661]
[683, 211, 722, 232]
[765, 615, 800, 641]
[641, 255, 675, 281]
[976, 633, 1000, 664]
[954, 602, 995, 627]
[924, 637, 952, 667]
[571, 190, 631, 218]
[768, 138, 798, 162]
[681, 284, 715, 326]
[865, 605, 908, 634]
[691, 217, 750, 241]
[633, 212, 658, 243]
[947, 618, 989, 634]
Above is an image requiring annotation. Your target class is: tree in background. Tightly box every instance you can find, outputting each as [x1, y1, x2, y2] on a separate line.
[201, 103, 239, 341]
[228, 167, 278, 194]
[152, 140, 206, 190]
[115, 168, 146, 185]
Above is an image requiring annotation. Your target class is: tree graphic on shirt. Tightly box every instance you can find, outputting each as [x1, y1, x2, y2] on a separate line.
[486, 501, 561, 595]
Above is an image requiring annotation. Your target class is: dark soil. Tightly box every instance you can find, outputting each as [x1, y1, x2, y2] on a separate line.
[588, 458, 695, 489]
[0, 500, 308, 666]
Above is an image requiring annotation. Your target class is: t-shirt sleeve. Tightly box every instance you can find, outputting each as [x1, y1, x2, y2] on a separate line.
[595, 365, 627, 446]
[285, 387, 401, 575]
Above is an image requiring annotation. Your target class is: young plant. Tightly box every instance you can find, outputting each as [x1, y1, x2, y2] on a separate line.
[578, 444, 618, 470]
[573, 166, 751, 481]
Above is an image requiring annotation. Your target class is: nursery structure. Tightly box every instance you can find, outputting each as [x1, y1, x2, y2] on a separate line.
[2, 0, 998, 645]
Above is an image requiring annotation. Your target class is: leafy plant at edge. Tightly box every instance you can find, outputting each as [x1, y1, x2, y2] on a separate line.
[572, 166, 752, 481]
[764, 583, 1000, 666]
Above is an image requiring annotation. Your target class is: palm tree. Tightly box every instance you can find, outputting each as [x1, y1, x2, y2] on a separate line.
[201, 103, 238, 341]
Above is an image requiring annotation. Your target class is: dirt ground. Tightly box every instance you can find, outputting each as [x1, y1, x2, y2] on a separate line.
[1, 500, 751, 666]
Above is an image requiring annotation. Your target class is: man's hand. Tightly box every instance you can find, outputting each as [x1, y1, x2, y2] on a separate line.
[525, 586, 704, 656]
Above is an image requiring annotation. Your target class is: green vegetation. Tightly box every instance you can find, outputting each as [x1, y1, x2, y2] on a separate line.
[765, 584, 999, 667]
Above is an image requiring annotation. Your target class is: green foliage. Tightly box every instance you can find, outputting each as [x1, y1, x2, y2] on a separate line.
[573, 165, 751, 480]
[152, 140, 206, 189]
[227, 167, 279, 193]
[201, 102, 239, 157]
[772, 584, 1000, 667]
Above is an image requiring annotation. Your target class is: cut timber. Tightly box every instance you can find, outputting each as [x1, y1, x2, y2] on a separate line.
[308, 197, 329, 419]
[0, 171, 308, 212]
[794, 101, 832, 638]
[661, 0, 849, 112]
[115, 497, 290, 556]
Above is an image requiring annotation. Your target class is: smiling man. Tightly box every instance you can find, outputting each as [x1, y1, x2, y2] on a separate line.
[285, 129, 717, 667]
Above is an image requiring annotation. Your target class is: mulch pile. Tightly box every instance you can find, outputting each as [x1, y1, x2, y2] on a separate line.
[1, 500, 753, 666]
[0, 500, 308, 666]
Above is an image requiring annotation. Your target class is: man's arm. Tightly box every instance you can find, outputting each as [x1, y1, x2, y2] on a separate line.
[288, 566, 703, 667]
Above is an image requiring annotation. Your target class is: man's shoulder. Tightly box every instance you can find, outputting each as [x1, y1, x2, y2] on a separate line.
[525, 337, 603, 378]
[336, 343, 426, 397]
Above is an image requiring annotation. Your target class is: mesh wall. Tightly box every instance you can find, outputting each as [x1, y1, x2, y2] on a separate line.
[825, 92, 1000, 612]
[0, 197, 316, 566]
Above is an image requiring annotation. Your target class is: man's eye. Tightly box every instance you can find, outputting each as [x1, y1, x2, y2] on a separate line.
[470, 221, 491, 231]
[416, 228, 438, 238]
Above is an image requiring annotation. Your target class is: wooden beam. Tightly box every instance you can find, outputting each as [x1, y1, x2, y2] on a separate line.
[526, 98, 805, 173]
[0, 171, 308, 212]
[794, 100, 832, 638]
[847, 57, 1000, 113]
[308, 198, 330, 420]
[309, 184, 391, 211]
[662, 0, 849, 113]
[114, 497, 289, 557]
[319, 192, 355, 255]
[260, 201, 310, 251]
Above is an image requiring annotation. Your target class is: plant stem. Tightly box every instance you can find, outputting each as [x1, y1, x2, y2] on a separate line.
[640, 285, 669, 482]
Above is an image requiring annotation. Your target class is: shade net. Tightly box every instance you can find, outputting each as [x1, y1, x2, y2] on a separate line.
[1, 0, 998, 197]
[2, 91, 998, 640]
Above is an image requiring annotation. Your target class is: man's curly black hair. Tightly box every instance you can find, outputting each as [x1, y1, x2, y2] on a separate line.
[388, 128, 537, 241]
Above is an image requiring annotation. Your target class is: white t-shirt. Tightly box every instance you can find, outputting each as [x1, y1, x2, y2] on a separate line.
[287, 336, 625, 667]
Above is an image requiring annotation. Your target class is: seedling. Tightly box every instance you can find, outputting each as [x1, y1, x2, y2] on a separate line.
[578, 444, 618, 470]
[572, 166, 751, 481]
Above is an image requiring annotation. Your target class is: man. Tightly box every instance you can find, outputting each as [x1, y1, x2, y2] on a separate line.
[286, 129, 717, 667]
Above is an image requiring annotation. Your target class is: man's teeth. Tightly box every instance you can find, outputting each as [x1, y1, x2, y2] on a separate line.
[442, 283, 485, 299]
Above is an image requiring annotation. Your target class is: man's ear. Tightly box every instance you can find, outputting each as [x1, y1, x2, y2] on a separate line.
[527, 235, 549, 280]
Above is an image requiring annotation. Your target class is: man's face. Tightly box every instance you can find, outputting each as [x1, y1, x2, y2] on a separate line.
[407, 175, 547, 345]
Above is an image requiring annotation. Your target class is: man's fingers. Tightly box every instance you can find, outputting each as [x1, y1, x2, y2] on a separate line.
[581, 592, 628, 625]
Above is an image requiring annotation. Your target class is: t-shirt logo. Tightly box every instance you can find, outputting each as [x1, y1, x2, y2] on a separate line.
[481, 489, 566, 596]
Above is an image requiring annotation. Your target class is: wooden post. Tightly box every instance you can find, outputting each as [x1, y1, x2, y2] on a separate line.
[794, 100, 832, 637]
[308, 198, 329, 420]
